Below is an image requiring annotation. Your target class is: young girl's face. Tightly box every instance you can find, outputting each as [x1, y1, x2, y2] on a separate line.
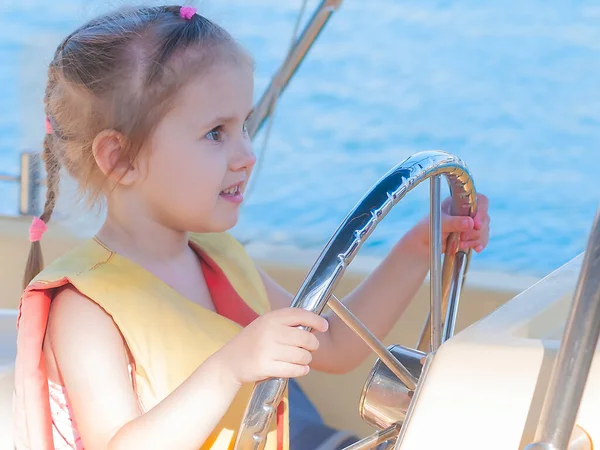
[137, 60, 256, 233]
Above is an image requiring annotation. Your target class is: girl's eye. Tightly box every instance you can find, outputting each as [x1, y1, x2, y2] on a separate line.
[206, 126, 223, 142]
[242, 120, 249, 135]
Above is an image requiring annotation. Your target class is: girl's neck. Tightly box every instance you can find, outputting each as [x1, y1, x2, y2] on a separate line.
[96, 207, 190, 264]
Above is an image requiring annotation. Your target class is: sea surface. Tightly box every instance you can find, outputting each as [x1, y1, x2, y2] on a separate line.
[1, 0, 599, 278]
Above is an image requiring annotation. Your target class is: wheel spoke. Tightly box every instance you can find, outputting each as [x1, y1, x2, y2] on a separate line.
[342, 423, 401, 450]
[328, 294, 417, 390]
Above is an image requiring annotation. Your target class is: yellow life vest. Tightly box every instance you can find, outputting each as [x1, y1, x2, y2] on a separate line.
[14, 232, 288, 450]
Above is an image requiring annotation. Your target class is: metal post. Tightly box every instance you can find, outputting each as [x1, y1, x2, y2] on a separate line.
[442, 251, 468, 342]
[524, 205, 600, 450]
[247, 0, 343, 139]
[429, 175, 443, 352]
[524, 425, 591, 450]
[19, 152, 42, 216]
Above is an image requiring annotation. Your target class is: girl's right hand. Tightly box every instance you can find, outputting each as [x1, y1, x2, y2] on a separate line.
[218, 308, 329, 385]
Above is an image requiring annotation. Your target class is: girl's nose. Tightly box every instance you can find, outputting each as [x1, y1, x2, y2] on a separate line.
[231, 141, 256, 171]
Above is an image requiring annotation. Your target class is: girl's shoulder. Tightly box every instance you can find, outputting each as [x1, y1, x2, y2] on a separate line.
[28, 238, 113, 287]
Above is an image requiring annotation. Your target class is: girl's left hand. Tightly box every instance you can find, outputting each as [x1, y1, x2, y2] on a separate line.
[401, 193, 490, 257]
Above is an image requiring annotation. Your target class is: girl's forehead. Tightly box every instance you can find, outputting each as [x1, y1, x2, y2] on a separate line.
[169, 63, 254, 123]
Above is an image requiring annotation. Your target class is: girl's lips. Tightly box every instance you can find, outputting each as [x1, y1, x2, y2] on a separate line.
[219, 185, 244, 204]
[219, 181, 245, 204]
[219, 191, 244, 204]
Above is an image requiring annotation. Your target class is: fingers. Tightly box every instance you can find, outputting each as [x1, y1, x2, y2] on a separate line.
[273, 345, 313, 366]
[476, 194, 489, 212]
[274, 308, 329, 333]
[416, 194, 490, 256]
[440, 194, 489, 231]
[441, 214, 474, 234]
[460, 215, 489, 241]
[459, 228, 489, 252]
[277, 326, 320, 352]
[473, 194, 489, 230]
[473, 211, 486, 231]
[267, 361, 311, 378]
[442, 193, 489, 252]
[460, 234, 489, 252]
[460, 206, 490, 251]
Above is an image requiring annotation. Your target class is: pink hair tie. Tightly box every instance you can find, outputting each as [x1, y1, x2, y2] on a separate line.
[44, 117, 53, 135]
[29, 217, 48, 243]
[179, 6, 196, 20]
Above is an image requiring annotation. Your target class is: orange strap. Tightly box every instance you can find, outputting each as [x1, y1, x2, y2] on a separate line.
[15, 278, 70, 450]
[196, 245, 260, 328]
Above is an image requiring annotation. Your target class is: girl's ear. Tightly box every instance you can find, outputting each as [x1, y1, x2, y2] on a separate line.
[92, 130, 138, 186]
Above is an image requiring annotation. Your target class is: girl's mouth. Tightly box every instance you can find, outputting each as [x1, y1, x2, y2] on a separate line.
[220, 184, 243, 204]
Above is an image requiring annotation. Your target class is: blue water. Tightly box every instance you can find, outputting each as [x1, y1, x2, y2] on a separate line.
[1, 0, 599, 278]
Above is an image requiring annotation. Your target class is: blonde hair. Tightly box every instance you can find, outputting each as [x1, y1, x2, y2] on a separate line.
[23, 5, 243, 288]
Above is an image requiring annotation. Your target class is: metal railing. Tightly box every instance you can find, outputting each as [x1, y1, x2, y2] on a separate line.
[524, 204, 600, 450]
[246, 0, 342, 139]
[0, 152, 43, 217]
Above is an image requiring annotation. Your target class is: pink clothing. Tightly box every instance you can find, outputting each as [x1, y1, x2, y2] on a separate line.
[47, 363, 136, 449]
[48, 381, 82, 450]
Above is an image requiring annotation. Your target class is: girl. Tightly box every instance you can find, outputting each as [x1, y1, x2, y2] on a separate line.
[14, 5, 490, 450]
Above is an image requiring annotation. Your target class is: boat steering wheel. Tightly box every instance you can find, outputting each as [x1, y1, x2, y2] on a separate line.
[234, 151, 477, 450]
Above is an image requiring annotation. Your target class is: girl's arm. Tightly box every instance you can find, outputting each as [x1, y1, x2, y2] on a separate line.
[264, 194, 490, 374]
[261, 235, 430, 374]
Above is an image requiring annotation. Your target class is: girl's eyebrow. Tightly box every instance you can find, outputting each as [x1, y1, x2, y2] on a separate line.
[205, 109, 255, 129]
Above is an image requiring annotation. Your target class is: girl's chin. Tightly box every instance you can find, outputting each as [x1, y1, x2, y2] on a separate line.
[189, 214, 240, 234]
